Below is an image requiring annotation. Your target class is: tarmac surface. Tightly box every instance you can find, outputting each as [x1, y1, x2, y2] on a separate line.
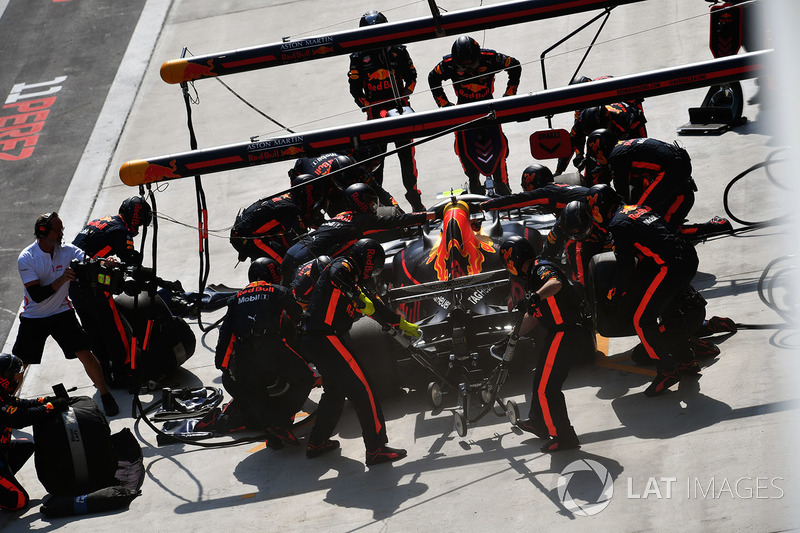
[2, 0, 800, 531]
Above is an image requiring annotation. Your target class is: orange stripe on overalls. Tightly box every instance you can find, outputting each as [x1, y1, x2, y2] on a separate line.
[538, 331, 564, 436]
[327, 335, 382, 433]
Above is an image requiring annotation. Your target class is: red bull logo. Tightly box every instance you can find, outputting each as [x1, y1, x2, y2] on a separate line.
[460, 82, 485, 94]
[281, 146, 304, 157]
[312, 45, 335, 56]
[501, 247, 517, 276]
[367, 69, 391, 81]
[364, 248, 377, 277]
[140, 160, 180, 183]
[426, 201, 495, 281]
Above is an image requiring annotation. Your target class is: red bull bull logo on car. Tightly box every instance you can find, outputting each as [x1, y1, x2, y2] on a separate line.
[426, 201, 495, 281]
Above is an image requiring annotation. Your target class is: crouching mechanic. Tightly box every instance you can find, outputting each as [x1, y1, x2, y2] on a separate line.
[301, 238, 418, 465]
[0, 353, 69, 511]
[70, 196, 152, 386]
[569, 185, 701, 396]
[215, 258, 317, 448]
[499, 236, 593, 452]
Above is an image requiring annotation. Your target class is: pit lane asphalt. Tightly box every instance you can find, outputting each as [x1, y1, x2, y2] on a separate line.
[3, 0, 800, 531]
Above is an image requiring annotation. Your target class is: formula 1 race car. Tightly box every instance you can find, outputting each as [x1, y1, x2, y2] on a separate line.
[369, 192, 559, 412]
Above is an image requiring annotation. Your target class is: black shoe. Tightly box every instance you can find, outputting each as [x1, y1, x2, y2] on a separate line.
[266, 426, 300, 447]
[306, 439, 340, 459]
[101, 393, 119, 417]
[696, 316, 737, 337]
[366, 445, 407, 466]
[540, 432, 580, 453]
[517, 418, 549, 439]
[689, 337, 721, 358]
[644, 370, 680, 396]
[266, 437, 284, 450]
[676, 359, 701, 375]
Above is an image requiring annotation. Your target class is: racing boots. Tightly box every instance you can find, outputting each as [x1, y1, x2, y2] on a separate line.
[306, 439, 340, 458]
[644, 368, 681, 397]
[517, 418, 549, 439]
[366, 445, 407, 466]
[540, 427, 580, 453]
[266, 427, 300, 450]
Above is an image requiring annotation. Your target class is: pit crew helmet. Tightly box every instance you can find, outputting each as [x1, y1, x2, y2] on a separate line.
[561, 200, 594, 241]
[248, 257, 282, 284]
[586, 128, 617, 166]
[348, 238, 385, 280]
[451, 36, 481, 72]
[520, 164, 554, 192]
[344, 183, 378, 214]
[119, 196, 152, 234]
[0, 353, 23, 394]
[585, 183, 622, 225]
[360, 10, 388, 26]
[499, 235, 537, 277]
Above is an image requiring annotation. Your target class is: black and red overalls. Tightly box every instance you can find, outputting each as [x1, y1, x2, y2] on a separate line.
[281, 209, 427, 285]
[428, 48, 521, 195]
[607, 204, 699, 371]
[523, 259, 590, 440]
[556, 101, 648, 179]
[348, 46, 421, 205]
[215, 281, 316, 432]
[229, 193, 307, 264]
[300, 257, 401, 451]
[607, 138, 696, 229]
[0, 390, 54, 510]
[71, 214, 141, 385]
[481, 184, 612, 285]
[291, 153, 399, 216]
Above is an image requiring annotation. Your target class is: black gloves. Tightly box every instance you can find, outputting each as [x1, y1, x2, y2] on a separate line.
[47, 398, 69, 413]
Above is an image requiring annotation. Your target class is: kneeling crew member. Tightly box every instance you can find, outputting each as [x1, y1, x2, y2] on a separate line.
[215, 258, 316, 448]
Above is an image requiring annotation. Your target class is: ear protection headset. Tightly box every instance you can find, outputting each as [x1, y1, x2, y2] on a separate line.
[34, 212, 58, 238]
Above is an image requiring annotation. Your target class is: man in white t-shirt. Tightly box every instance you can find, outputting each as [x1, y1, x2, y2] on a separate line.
[11, 212, 118, 416]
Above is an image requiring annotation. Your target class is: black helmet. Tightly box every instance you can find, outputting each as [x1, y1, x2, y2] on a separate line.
[579, 106, 609, 135]
[291, 173, 325, 214]
[585, 184, 622, 224]
[520, 164, 554, 192]
[451, 36, 481, 72]
[119, 196, 152, 234]
[586, 128, 617, 166]
[561, 200, 594, 241]
[291, 255, 332, 305]
[248, 257, 282, 283]
[348, 238, 385, 280]
[499, 235, 536, 277]
[359, 10, 387, 27]
[0, 353, 23, 394]
[329, 155, 364, 190]
[311, 255, 332, 282]
[344, 183, 378, 214]
[569, 74, 592, 85]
